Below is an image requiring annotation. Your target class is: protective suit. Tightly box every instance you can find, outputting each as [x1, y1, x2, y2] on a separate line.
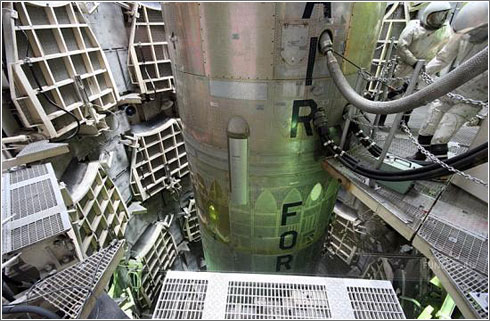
[379, 2, 453, 126]
[413, 2, 488, 160]
[394, 2, 453, 81]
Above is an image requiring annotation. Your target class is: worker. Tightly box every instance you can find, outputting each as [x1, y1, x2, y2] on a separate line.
[411, 1, 488, 161]
[378, 2, 453, 127]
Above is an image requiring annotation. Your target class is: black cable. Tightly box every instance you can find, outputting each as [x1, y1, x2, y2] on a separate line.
[314, 108, 488, 181]
[331, 50, 370, 74]
[331, 139, 488, 176]
[330, 143, 487, 181]
[20, 29, 80, 142]
[2, 304, 60, 319]
[27, 63, 80, 141]
[324, 141, 487, 181]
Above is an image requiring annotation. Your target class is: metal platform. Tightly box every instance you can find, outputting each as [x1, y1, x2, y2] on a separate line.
[26, 240, 125, 319]
[430, 250, 488, 319]
[323, 155, 444, 240]
[324, 129, 488, 318]
[152, 271, 405, 320]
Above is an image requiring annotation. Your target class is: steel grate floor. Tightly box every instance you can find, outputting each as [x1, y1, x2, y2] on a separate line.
[153, 278, 208, 319]
[347, 286, 405, 319]
[225, 281, 331, 319]
[432, 250, 488, 319]
[29, 240, 125, 319]
[152, 271, 405, 320]
[418, 216, 488, 275]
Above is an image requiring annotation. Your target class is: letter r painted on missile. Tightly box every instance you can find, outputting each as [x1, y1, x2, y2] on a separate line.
[290, 99, 318, 138]
[281, 201, 302, 225]
[276, 254, 293, 272]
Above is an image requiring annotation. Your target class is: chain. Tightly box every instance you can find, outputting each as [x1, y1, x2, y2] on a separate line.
[360, 71, 410, 85]
[420, 72, 488, 108]
[400, 123, 488, 186]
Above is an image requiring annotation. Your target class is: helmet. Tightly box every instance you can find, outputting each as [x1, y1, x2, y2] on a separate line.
[453, 2, 488, 35]
[421, 2, 452, 30]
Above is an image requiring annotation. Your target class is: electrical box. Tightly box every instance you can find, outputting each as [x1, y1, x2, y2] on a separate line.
[377, 155, 422, 194]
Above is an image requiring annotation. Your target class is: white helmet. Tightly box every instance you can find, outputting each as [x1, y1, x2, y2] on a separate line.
[453, 2, 488, 33]
[421, 2, 452, 30]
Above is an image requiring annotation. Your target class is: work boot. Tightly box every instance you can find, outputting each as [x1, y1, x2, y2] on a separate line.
[408, 135, 433, 161]
[430, 144, 448, 160]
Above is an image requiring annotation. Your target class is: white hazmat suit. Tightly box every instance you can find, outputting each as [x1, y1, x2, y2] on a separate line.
[379, 2, 453, 127]
[414, 2, 488, 160]
[394, 2, 453, 82]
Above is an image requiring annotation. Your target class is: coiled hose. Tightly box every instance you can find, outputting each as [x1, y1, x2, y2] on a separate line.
[320, 34, 488, 114]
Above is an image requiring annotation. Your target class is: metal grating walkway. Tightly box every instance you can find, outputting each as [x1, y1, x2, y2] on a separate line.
[28, 240, 125, 319]
[431, 250, 488, 319]
[417, 216, 488, 274]
[152, 271, 405, 320]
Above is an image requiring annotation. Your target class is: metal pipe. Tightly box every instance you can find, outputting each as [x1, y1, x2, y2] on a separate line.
[374, 60, 425, 169]
[339, 69, 365, 149]
[2, 135, 29, 144]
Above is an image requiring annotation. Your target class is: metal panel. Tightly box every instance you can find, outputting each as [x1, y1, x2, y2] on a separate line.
[2, 163, 71, 253]
[128, 3, 173, 94]
[28, 240, 125, 319]
[417, 216, 488, 275]
[431, 250, 488, 319]
[152, 271, 405, 320]
[128, 118, 188, 201]
[62, 161, 130, 257]
[131, 222, 178, 310]
[199, 3, 275, 80]
[4, 2, 119, 139]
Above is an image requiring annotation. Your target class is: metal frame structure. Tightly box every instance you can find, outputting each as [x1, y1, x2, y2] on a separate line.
[63, 161, 130, 257]
[26, 240, 125, 319]
[326, 212, 359, 265]
[2, 163, 82, 280]
[128, 118, 189, 201]
[152, 271, 406, 319]
[181, 198, 201, 243]
[130, 222, 178, 311]
[368, 2, 409, 94]
[2, 2, 120, 139]
[127, 3, 174, 94]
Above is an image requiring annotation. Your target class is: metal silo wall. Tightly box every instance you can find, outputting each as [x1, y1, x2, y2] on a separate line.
[163, 2, 385, 273]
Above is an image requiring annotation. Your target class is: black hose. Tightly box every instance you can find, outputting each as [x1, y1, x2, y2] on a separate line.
[348, 121, 488, 169]
[323, 39, 488, 114]
[2, 305, 59, 319]
[315, 108, 488, 181]
[326, 143, 487, 181]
